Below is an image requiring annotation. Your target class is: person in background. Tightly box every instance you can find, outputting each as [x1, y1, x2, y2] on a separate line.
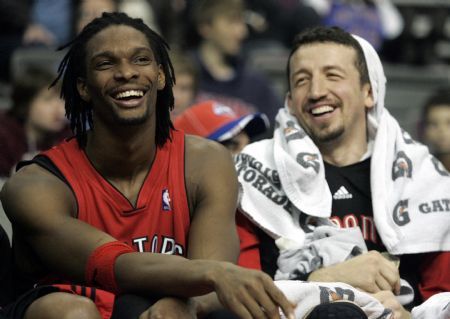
[174, 100, 269, 155]
[303, 0, 404, 51]
[75, 0, 117, 34]
[170, 51, 199, 119]
[420, 88, 450, 171]
[0, 67, 68, 178]
[191, 0, 282, 125]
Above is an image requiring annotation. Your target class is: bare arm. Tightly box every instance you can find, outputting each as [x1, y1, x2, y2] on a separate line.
[0, 165, 230, 298]
[185, 136, 240, 262]
[183, 136, 294, 319]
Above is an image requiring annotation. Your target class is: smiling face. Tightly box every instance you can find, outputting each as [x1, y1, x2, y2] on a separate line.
[287, 42, 373, 145]
[424, 105, 450, 155]
[77, 24, 165, 127]
[199, 12, 248, 57]
[28, 86, 66, 133]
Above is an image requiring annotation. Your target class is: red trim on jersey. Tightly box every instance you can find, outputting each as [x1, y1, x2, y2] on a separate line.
[419, 251, 450, 300]
[236, 211, 261, 270]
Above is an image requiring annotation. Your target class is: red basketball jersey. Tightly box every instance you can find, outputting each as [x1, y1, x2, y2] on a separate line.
[41, 130, 190, 256]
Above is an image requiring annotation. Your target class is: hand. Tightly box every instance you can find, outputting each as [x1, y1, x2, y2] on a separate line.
[308, 251, 401, 294]
[139, 297, 196, 319]
[209, 262, 295, 319]
[371, 291, 410, 319]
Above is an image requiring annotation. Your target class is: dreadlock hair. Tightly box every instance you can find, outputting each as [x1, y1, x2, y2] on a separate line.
[286, 26, 370, 91]
[51, 12, 175, 148]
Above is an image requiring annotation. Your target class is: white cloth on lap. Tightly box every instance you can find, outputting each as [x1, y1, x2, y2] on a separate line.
[275, 280, 392, 319]
[411, 292, 450, 319]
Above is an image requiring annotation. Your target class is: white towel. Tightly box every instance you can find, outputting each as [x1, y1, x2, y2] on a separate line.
[275, 226, 366, 280]
[236, 34, 450, 255]
[274, 280, 393, 319]
[411, 292, 450, 319]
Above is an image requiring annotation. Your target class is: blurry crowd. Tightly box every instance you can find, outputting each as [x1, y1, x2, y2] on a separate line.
[0, 1, 447, 201]
[0, 0, 449, 181]
[0, 1, 448, 318]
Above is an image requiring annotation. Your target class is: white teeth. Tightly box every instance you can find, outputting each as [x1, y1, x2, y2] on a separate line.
[115, 90, 144, 99]
[311, 105, 334, 115]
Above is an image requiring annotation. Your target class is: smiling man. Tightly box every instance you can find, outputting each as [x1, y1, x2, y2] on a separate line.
[235, 26, 450, 319]
[0, 12, 295, 319]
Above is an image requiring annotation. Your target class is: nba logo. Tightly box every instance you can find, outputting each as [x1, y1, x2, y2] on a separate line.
[162, 189, 171, 211]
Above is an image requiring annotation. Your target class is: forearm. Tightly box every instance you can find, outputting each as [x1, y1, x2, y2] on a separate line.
[115, 252, 220, 297]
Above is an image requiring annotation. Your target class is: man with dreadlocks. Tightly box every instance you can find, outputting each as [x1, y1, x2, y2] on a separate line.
[0, 12, 295, 319]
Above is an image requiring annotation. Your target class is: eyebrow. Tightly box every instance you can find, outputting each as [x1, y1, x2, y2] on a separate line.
[323, 65, 346, 73]
[291, 65, 347, 77]
[90, 47, 153, 61]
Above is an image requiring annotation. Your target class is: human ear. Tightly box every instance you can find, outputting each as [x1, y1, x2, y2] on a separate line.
[157, 67, 166, 90]
[77, 77, 91, 102]
[364, 84, 375, 109]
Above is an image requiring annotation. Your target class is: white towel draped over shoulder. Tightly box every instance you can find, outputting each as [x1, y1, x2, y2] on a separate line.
[235, 35, 450, 255]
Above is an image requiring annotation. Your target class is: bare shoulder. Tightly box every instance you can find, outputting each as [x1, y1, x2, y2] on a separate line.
[1, 164, 76, 224]
[184, 135, 238, 212]
[185, 134, 233, 163]
[184, 134, 236, 179]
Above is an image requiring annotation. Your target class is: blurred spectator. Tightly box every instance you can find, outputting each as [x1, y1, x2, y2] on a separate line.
[304, 0, 404, 51]
[244, 0, 321, 49]
[0, 0, 31, 82]
[191, 0, 282, 125]
[174, 100, 269, 155]
[0, 0, 72, 83]
[420, 88, 450, 171]
[75, 0, 117, 34]
[23, 0, 73, 47]
[171, 51, 199, 119]
[0, 68, 68, 177]
[118, 0, 160, 34]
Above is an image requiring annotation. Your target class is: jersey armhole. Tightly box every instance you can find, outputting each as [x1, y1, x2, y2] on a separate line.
[17, 156, 68, 185]
[16, 156, 78, 218]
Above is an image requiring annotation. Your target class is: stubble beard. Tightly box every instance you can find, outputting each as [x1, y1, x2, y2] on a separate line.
[309, 123, 345, 144]
[111, 102, 151, 126]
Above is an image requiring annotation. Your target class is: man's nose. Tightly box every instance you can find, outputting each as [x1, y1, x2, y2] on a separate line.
[114, 62, 139, 80]
[308, 76, 327, 101]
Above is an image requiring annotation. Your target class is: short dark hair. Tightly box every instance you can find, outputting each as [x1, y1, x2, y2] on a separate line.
[9, 67, 59, 123]
[286, 26, 370, 91]
[418, 88, 450, 139]
[423, 88, 450, 115]
[170, 51, 199, 96]
[192, 0, 244, 27]
[52, 12, 175, 148]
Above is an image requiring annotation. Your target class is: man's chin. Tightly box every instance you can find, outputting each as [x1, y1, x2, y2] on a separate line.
[114, 116, 149, 126]
[312, 128, 344, 144]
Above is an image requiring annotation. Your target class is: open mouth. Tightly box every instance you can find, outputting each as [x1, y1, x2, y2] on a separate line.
[310, 105, 335, 117]
[110, 89, 147, 107]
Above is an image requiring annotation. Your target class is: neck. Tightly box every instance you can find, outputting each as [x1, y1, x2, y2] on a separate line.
[199, 42, 234, 80]
[25, 123, 49, 151]
[319, 133, 368, 167]
[85, 119, 157, 180]
[436, 153, 450, 172]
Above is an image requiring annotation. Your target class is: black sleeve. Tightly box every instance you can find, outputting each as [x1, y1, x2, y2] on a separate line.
[16, 155, 67, 185]
[0, 225, 13, 307]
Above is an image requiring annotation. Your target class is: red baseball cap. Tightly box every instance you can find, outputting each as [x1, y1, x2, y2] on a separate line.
[174, 100, 269, 142]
